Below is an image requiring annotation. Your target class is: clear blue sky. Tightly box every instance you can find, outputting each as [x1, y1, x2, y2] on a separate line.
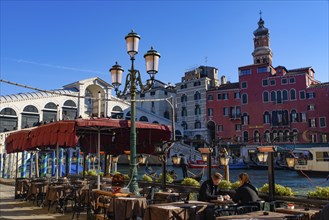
[1, 1, 328, 96]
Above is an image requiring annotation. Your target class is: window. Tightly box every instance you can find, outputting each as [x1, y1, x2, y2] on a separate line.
[164, 91, 168, 95]
[316, 151, 329, 161]
[299, 91, 305, 100]
[254, 131, 260, 143]
[194, 121, 201, 129]
[306, 92, 316, 99]
[223, 93, 229, 100]
[151, 101, 155, 107]
[284, 130, 290, 142]
[0, 107, 18, 132]
[281, 78, 288, 85]
[242, 113, 249, 125]
[139, 116, 149, 122]
[218, 125, 223, 132]
[300, 113, 307, 122]
[289, 78, 295, 84]
[270, 80, 276, 86]
[307, 105, 315, 111]
[217, 94, 222, 100]
[150, 91, 155, 96]
[278, 130, 284, 142]
[292, 130, 298, 142]
[240, 69, 251, 76]
[140, 93, 145, 98]
[208, 108, 213, 116]
[194, 92, 201, 100]
[223, 107, 228, 116]
[241, 82, 247, 89]
[207, 95, 213, 101]
[181, 107, 187, 116]
[257, 67, 268, 73]
[290, 89, 296, 100]
[262, 79, 268, 86]
[243, 131, 249, 142]
[309, 118, 317, 128]
[282, 90, 288, 101]
[180, 84, 187, 89]
[235, 124, 241, 131]
[181, 94, 187, 102]
[263, 112, 270, 124]
[271, 110, 289, 126]
[164, 111, 170, 119]
[277, 90, 282, 104]
[242, 94, 248, 104]
[271, 91, 276, 102]
[195, 105, 201, 115]
[194, 81, 201, 86]
[236, 107, 241, 117]
[291, 110, 298, 122]
[181, 121, 188, 130]
[264, 131, 270, 142]
[311, 134, 317, 143]
[234, 92, 240, 99]
[263, 91, 269, 102]
[321, 134, 327, 143]
[319, 117, 326, 128]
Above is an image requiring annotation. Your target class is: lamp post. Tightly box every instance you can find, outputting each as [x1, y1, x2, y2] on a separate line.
[110, 30, 160, 196]
[198, 148, 213, 179]
[257, 146, 276, 201]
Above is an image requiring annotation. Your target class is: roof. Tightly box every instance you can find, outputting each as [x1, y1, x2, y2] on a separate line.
[309, 82, 329, 88]
[287, 66, 314, 74]
[208, 82, 239, 91]
[0, 89, 78, 102]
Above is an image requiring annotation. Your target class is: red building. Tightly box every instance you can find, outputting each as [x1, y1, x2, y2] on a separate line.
[207, 16, 329, 149]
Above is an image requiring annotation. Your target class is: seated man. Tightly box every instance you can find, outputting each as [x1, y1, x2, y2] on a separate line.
[199, 172, 227, 202]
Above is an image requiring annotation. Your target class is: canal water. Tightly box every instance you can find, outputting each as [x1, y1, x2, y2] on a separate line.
[117, 165, 329, 196]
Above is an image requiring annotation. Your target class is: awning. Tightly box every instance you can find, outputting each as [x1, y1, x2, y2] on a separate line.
[5, 118, 172, 154]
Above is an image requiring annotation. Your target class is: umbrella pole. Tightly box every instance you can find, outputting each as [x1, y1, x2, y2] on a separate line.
[35, 151, 39, 178]
[56, 144, 59, 180]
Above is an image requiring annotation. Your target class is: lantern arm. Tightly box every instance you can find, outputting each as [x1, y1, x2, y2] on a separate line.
[134, 69, 154, 93]
[116, 72, 132, 97]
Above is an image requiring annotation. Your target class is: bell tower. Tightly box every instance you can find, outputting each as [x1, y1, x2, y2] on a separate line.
[252, 12, 273, 65]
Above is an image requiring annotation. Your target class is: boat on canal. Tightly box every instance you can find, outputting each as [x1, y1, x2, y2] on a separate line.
[292, 147, 329, 178]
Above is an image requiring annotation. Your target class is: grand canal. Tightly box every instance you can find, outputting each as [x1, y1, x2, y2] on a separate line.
[117, 165, 329, 196]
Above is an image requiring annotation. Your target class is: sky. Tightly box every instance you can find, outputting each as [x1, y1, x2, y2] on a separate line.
[1, 1, 328, 96]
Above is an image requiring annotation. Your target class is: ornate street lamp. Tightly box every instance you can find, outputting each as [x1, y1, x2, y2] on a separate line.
[198, 148, 213, 179]
[257, 152, 268, 163]
[171, 154, 181, 165]
[219, 154, 230, 181]
[286, 153, 296, 168]
[110, 30, 160, 195]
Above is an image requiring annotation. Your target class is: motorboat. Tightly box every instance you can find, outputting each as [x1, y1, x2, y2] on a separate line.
[187, 159, 219, 169]
[292, 147, 329, 178]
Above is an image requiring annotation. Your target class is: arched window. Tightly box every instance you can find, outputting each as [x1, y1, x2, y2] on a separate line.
[272, 130, 278, 141]
[111, 106, 123, 119]
[0, 107, 17, 131]
[207, 95, 213, 101]
[243, 131, 249, 143]
[194, 91, 201, 100]
[284, 130, 290, 142]
[22, 105, 39, 128]
[290, 89, 296, 100]
[271, 91, 276, 102]
[278, 130, 284, 142]
[263, 91, 269, 102]
[194, 121, 201, 129]
[291, 110, 298, 122]
[194, 105, 201, 115]
[43, 102, 57, 122]
[152, 121, 159, 124]
[139, 116, 148, 122]
[62, 100, 77, 120]
[125, 111, 131, 120]
[242, 113, 249, 125]
[292, 130, 298, 141]
[263, 112, 270, 124]
[181, 107, 187, 116]
[181, 94, 187, 102]
[264, 130, 270, 142]
[282, 90, 288, 101]
[277, 90, 282, 104]
[242, 94, 248, 104]
[254, 130, 260, 143]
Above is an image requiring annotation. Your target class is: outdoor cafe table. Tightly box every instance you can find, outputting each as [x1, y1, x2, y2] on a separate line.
[114, 197, 147, 220]
[144, 201, 213, 220]
[154, 191, 181, 204]
[275, 206, 321, 220]
[216, 210, 291, 220]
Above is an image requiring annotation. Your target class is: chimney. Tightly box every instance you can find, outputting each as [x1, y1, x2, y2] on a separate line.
[221, 75, 227, 85]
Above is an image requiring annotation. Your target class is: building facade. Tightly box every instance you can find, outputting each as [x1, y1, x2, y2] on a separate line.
[207, 16, 329, 153]
[176, 66, 220, 147]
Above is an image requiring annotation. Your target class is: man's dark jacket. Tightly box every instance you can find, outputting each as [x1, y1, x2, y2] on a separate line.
[198, 179, 225, 202]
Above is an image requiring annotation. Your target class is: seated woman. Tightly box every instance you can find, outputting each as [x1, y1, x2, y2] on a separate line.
[232, 173, 260, 204]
